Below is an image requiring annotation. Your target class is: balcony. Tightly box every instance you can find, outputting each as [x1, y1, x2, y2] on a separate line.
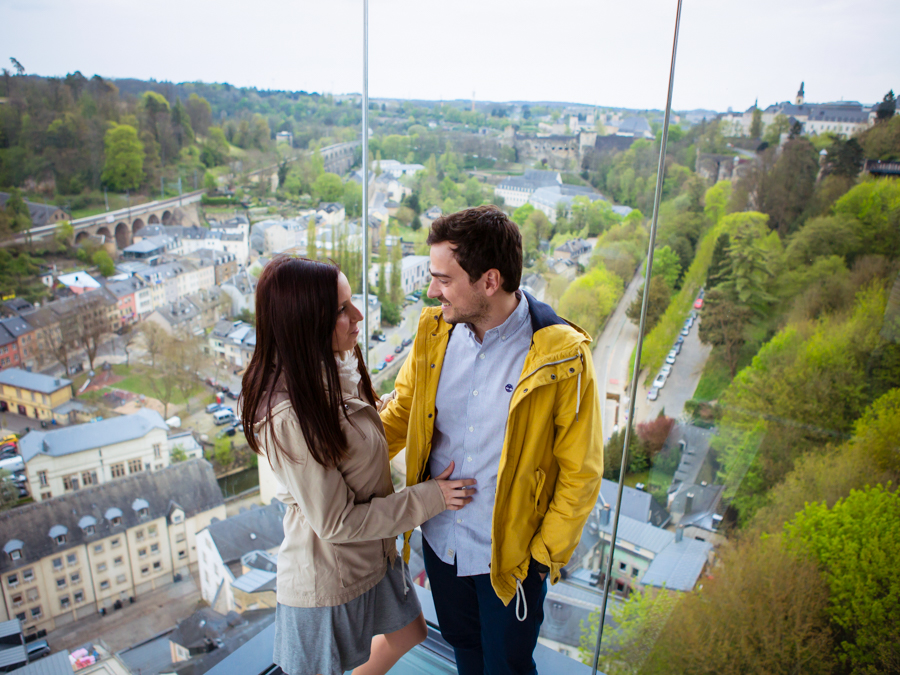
[206, 585, 597, 675]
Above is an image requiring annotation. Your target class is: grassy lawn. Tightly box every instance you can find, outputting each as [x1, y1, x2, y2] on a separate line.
[693, 348, 732, 402]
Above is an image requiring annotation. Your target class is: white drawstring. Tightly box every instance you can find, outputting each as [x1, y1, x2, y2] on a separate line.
[515, 578, 527, 622]
[575, 370, 582, 421]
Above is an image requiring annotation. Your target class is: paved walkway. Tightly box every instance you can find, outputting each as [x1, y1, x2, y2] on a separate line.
[44, 573, 203, 654]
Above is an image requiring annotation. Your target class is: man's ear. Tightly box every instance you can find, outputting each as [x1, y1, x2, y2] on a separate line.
[483, 269, 503, 296]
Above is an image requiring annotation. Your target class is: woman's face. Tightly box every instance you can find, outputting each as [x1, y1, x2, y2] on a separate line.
[332, 272, 363, 353]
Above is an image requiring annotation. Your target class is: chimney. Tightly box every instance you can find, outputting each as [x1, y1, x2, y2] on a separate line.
[675, 525, 684, 543]
[600, 504, 611, 526]
[685, 492, 694, 515]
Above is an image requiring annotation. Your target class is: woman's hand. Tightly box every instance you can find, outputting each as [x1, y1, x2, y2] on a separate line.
[433, 461, 476, 511]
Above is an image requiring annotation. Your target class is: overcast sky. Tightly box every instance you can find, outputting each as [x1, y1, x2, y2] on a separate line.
[2, 0, 897, 112]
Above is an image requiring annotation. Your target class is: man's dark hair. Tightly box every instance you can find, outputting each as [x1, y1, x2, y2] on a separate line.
[426, 205, 523, 293]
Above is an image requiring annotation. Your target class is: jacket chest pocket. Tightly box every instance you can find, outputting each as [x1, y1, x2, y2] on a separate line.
[534, 468, 548, 515]
[333, 540, 380, 588]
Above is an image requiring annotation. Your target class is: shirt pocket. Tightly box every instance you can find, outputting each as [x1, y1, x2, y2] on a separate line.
[333, 540, 381, 588]
[534, 468, 548, 515]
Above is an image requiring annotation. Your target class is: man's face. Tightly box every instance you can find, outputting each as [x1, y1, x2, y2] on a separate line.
[427, 241, 489, 326]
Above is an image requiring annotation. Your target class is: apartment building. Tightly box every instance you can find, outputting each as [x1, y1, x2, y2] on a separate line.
[0, 368, 72, 421]
[196, 503, 284, 613]
[0, 460, 225, 638]
[20, 408, 170, 502]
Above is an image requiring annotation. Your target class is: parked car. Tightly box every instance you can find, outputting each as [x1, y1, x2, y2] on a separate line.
[675, 335, 684, 346]
[26, 640, 50, 661]
[653, 372, 667, 389]
[647, 387, 660, 401]
[371, 333, 387, 342]
[660, 364, 672, 376]
[673, 342, 682, 355]
[680, 325, 690, 336]
[405, 294, 418, 303]
[206, 403, 222, 414]
[693, 297, 704, 310]
[385, 355, 395, 363]
[394, 345, 404, 354]
[213, 409, 235, 426]
[376, 361, 387, 371]
[666, 350, 677, 365]
[226, 388, 240, 400]
[401, 337, 413, 347]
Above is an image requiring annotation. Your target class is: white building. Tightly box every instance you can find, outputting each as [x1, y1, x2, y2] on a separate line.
[368, 255, 431, 296]
[494, 170, 562, 210]
[375, 159, 425, 178]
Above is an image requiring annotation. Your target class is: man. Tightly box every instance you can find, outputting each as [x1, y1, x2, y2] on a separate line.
[381, 205, 603, 675]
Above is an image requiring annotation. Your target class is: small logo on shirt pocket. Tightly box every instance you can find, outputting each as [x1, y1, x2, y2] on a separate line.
[505, 384, 514, 393]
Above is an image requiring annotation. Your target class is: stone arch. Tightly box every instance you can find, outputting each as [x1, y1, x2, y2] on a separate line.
[115, 222, 130, 249]
[132, 218, 145, 237]
[162, 210, 173, 225]
[96, 226, 112, 242]
[75, 231, 90, 244]
[148, 214, 160, 225]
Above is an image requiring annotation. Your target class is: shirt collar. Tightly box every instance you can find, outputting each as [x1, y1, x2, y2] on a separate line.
[464, 290, 530, 343]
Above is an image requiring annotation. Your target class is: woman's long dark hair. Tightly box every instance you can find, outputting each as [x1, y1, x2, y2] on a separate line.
[239, 255, 377, 468]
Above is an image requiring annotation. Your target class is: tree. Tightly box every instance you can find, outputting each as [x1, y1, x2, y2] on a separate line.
[0, 469, 19, 511]
[306, 215, 317, 261]
[91, 249, 115, 277]
[213, 435, 233, 467]
[832, 178, 900, 259]
[120, 326, 137, 367]
[703, 180, 732, 225]
[876, 89, 896, 121]
[698, 288, 752, 378]
[757, 139, 820, 236]
[749, 107, 763, 139]
[55, 221, 74, 248]
[721, 213, 779, 314]
[521, 210, 551, 265]
[203, 171, 218, 191]
[139, 321, 168, 368]
[342, 180, 362, 218]
[706, 232, 731, 287]
[559, 265, 623, 338]
[511, 202, 535, 226]
[625, 275, 671, 332]
[389, 239, 402, 305]
[3, 188, 32, 232]
[312, 172, 343, 203]
[170, 445, 188, 463]
[169, 332, 208, 414]
[784, 485, 900, 673]
[200, 127, 229, 168]
[650, 245, 681, 290]
[762, 113, 791, 146]
[101, 123, 144, 191]
[185, 93, 213, 135]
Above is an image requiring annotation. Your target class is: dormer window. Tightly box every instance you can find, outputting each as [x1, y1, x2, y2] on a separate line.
[4, 539, 24, 561]
[49, 525, 68, 547]
[56, 535, 66, 546]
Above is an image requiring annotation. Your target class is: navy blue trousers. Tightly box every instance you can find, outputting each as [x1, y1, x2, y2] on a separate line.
[423, 538, 547, 675]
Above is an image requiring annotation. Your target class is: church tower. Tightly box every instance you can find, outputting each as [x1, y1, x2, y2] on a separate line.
[796, 81, 805, 106]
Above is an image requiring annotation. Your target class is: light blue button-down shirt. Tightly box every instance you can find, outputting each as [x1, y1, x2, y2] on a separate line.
[422, 292, 533, 576]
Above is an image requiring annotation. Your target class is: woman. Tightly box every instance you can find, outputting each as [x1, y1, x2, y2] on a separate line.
[239, 254, 475, 675]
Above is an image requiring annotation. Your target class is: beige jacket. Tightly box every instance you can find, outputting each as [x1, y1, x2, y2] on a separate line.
[255, 393, 446, 608]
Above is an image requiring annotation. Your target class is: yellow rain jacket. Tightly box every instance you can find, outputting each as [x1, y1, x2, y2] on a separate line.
[381, 292, 603, 605]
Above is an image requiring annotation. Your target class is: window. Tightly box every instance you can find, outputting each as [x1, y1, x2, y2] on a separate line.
[63, 475, 79, 492]
[177, 550, 187, 560]
[22, 568, 33, 582]
[175, 533, 186, 543]
[172, 513, 183, 524]
[82, 471, 97, 486]
[70, 572, 80, 585]
[97, 563, 107, 573]
[52, 558, 63, 570]
[38, 471, 48, 487]
[141, 566, 149, 576]
[111, 463, 125, 478]
[138, 548, 147, 559]
[60, 595, 70, 609]
[150, 543, 159, 554]
[128, 459, 143, 474]
[111, 516, 122, 526]
[136, 530, 144, 541]
[26, 588, 39, 602]
[12, 593, 23, 606]
[153, 443, 162, 458]
[111, 538, 121, 548]
[99, 580, 110, 590]
[152, 561, 162, 571]
[30, 606, 41, 619]
[116, 574, 127, 584]
[66, 553, 77, 566]
[148, 524, 158, 537]
[74, 590, 84, 604]
[41, 492, 52, 500]
[84, 525, 95, 536]
[632, 567, 640, 578]
[7, 573, 20, 588]
[55, 534, 66, 545]
[56, 577, 66, 589]
[16, 612, 26, 623]
[9, 549, 21, 561]
[94, 544, 104, 554]
[139, 507, 149, 519]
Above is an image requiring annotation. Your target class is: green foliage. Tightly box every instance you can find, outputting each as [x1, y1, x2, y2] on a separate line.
[380, 300, 401, 326]
[91, 249, 116, 277]
[558, 265, 623, 338]
[101, 123, 144, 191]
[170, 445, 188, 463]
[200, 127, 230, 167]
[859, 114, 900, 160]
[757, 139, 820, 236]
[0, 249, 47, 303]
[312, 172, 343, 203]
[720, 212, 780, 314]
[832, 179, 900, 259]
[703, 180, 732, 225]
[625, 275, 671, 332]
[749, 107, 763, 139]
[762, 113, 791, 146]
[214, 436, 234, 467]
[698, 288, 752, 378]
[511, 202, 535, 226]
[54, 220, 74, 247]
[650, 245, 681, 290]
[785, 485, 900, 673]
[0, 470, 20, 512]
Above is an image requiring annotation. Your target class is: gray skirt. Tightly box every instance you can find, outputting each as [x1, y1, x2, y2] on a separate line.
[273, 561, 422, 675]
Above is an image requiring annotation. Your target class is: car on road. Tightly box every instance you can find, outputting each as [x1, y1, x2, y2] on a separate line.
[405, 294, 418, 303]
[394, 345, 404, 354]
[647, 387, 659, 401]
[672, 342, 682, 355]
[385, 355, 394, 363]
[26, 640, 51, 661]
[660, 364, 672, 377]
[226, 388, 240, 400]
[371, 333, 387, 342]
[680, 325, 690, 336]
[684, 316, 694, 329]
[694, 297, 704, 310]
[666, 350, 677, 365]
[401, 337, 413, 347]
[206, 403, 223, 414]
[376, 361, 387, 371]
[653, 372, 667, 389]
